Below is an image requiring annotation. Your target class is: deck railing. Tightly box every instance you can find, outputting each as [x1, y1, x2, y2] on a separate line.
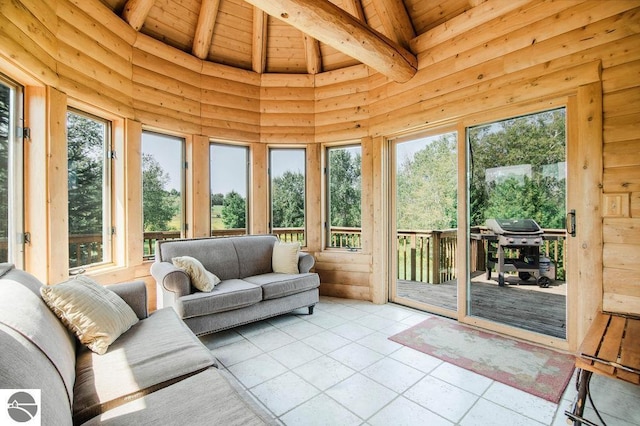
[64, 227, 566, 279]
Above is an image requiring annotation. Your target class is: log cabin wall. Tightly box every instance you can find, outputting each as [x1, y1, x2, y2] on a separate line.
[0, 0, 639, 344]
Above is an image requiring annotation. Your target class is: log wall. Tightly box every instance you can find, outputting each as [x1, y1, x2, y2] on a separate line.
[0, 0, 638, 348]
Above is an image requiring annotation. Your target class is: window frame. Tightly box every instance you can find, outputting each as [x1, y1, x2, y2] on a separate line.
[324, 143, 363, 250]
[209, 141, 250, 237]
[66, 107, 113, 272]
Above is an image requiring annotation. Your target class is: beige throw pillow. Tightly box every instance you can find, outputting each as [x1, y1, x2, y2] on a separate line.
[40, 275, 139, 355]
[172, 256, 220, 292]
[272, 241, 300, 274]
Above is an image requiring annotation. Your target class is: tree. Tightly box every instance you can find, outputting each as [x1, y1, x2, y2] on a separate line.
[329, 148, 361, 227]
[396, 134, 458, 230]
[221, 191, 246, 229]
[67, 111, 104, 236]
[469, 108, 566, 228]
[142, 153, 180, 231]
[271, 171, 305, 228]
[211, 193, 224, 206]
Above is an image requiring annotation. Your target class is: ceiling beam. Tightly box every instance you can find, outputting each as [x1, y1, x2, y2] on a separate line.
[370, 0, 415, 50]
[303, 34, 322, 74]
[252, 8, 267, 73]
[122, 0, 155, 31]
[342, 0, 366, 22]
[192, 0, 221, 59]
[243, 0, 417, 83]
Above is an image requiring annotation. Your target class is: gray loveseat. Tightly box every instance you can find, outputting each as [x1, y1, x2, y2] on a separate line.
[0, 264, 273, 425]
[151, 234, 320, 336]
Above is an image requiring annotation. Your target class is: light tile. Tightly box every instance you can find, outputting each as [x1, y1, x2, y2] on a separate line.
[267, 313, 305, 328]
[378, 322, 412, 336]
[331, 305, 369, 320]
[461, 399, 546, 426]
[368, 396, 453, 426]
[374, 305, 415, 321]
[212, 339, 263, 367]
[405, 375, 478, 423]
[390, 346, 442, 373]
[227, 353, 288, 388]
[330, 322, 376, 341]
[235, 320, 278, 337]
[279, 320, 325, 340]
[304, 310, 348, 329]
[431, 362, 493, 395]
[250, 371, 319, 416]
[354, 314, 400, 331]
[326, 374, 397, 419]
[269, 341, 322, 369]
[199, 329, 243, 350]
[361, 357, 425, 393]
[294, 355, 355, 391]
[357, 332, 404, 355]
[329, 342, 385, 371]
[483, 382, 557, 424]
[280, 394, 362, 426]
[400, 313, 432, 326]
[302, 330, 351, 354]
[246, 328, 297, 352]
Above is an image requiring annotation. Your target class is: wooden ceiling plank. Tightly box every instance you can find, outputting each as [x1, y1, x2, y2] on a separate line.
[244, 0, 417, 83]
[193, 0, 222, 59]
[303, 34, 322, 74]
[252, 8, 267, 73]
[370, 0, 415, 50]
[343, 0, 367, 22]
[122, 0, 156, 31]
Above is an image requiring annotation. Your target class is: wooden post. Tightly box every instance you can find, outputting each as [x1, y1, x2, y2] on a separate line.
[432, 231, 441, 284]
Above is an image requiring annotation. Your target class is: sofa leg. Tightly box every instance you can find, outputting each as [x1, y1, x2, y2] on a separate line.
[308, 305, 315, 315]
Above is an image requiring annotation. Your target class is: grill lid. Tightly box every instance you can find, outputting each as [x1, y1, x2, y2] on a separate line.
[486, 218, 543, 235]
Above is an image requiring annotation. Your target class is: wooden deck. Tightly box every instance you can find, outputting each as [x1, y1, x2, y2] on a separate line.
[397, 274, 567, 339]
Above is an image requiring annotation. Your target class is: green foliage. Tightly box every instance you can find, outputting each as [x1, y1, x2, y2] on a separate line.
[469, 108, 566, 228]
[221, 191, 246, 229]
[142, 153, 180, 231]
[329, 148, 361, 227]
[211, 193, 224, 206]
[396, 134, 457, 230]
[272, 170, 305, 228]
[67, 111, 104, 236]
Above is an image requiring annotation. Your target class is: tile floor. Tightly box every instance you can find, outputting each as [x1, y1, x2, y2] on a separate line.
[200, 296, 640, 426]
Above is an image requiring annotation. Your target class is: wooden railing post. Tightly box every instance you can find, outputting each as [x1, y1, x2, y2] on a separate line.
[410, 233, 417, 282]
[432, 231, 441, 284]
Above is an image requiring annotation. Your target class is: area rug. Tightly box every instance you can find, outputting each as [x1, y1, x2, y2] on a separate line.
[389, 316, 574, 403]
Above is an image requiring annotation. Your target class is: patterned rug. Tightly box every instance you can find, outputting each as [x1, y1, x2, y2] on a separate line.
[389, 316, 575, 403]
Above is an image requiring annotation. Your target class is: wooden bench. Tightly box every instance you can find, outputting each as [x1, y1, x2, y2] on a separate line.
[566, 312, 640, 425]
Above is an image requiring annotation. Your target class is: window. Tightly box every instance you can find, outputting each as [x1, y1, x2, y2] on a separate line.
[210, 143, 249, 236]
[0, 75, 24, 266]
[269, 148, 306, 244]
[326, 145, 362, 248]
[141, 131, 184, 259]
[67, 109, 112, 270]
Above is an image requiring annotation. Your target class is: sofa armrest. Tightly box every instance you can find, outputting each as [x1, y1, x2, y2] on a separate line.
[150, 261, 191, 298]
[298, 252, 315, 274]
[107, 281, 148, 319]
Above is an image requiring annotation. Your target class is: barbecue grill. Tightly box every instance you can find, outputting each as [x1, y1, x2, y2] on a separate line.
[485, 218, 551, 287]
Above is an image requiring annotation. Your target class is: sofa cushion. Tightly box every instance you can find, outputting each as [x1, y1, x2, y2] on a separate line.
[175, 279, 262, 318]
[0, 275, 77, 408]
[172, 255, 220, 292]
[244, 273, 320, 300]
[73, 308, 217, 424]
[271, 241, 300, 274]
[157, 237, 240, 280]
[82, 368, 272, 425]
[232, 235, 278, 278]
[40, 275, 139, 355]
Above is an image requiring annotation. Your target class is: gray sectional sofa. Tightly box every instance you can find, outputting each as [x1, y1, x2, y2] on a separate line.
[151, 234, 320, 336]
[0, 263, 273, 425]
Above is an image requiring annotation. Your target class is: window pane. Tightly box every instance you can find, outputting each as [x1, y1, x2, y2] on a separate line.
[270, 148, 305, 244]
[210, 143, 249, 236]
[327, 145, 362, 248]
[67, 110, 110, 269]
[142, 132, 184, 259]
[0, 82, 10, 263]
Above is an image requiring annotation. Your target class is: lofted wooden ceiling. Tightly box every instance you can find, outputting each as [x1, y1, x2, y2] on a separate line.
[100, 0, 478, 82]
